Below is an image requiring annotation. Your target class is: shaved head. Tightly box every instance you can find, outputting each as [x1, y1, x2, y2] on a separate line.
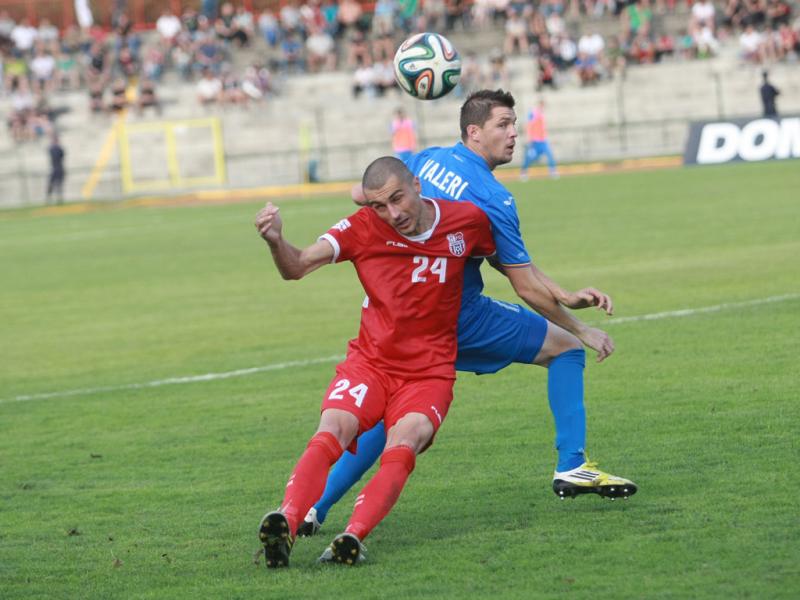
[362, 156, 415, 191]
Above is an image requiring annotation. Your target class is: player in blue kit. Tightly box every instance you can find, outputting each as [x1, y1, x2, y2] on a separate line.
[298, 90, 637, 536]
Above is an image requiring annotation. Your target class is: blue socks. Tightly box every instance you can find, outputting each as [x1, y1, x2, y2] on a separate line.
[313, 421, 386, 523]
[548, 348, 587, 472]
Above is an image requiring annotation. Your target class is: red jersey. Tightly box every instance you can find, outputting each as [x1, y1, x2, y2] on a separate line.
[320, 198, 495, 380]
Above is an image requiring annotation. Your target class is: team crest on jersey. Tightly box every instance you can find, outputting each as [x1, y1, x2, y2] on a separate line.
[447, 232, 466, 256]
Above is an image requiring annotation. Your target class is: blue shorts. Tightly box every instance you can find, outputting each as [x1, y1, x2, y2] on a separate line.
[456, 295, 549, 375]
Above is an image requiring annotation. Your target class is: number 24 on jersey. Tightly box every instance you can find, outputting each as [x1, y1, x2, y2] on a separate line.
[411, 256, 447, 283]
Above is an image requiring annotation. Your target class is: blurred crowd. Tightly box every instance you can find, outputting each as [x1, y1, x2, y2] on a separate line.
[1, 0, 799, 142]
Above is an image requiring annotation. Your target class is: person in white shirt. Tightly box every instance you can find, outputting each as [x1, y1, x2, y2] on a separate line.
[11, 19, 38, 53]
[156, 9, 182, 45]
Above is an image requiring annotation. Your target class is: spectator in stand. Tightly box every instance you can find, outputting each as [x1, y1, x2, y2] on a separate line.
[181, 7, 201, 38]
[109, 78, 128, 112]
[504, 8, 530, 55]
[373, 58, 398, 96]
[575, 51, 600, 85]
[347, 29, 372, 68]
[694, 24, 719, 56]
[258, 8, 281, 48]
[373, 0, 397, 36]
[8, 76, 34, 142]
[339, 0, 365, 36]
[280, 29, 305, 73]
[142, 44, 165, 81]
[242, 64, 268, 102]
[11, 18, 37, 55]
[221, 66, 248, 107]
[280, 0, 304, 36]
[86, 41, 109, 86]
[397, 0, 420, 34]
[320, 0, 340, 36]
[0, 10, 14, 39]
[195, 31, 225, 74]
[197, 67, 223, 106]
[423, 0, 447, 31]
[352, 56, 375, 98]
[445, 0, 471, 31]
[116, 46, 138, 79]
[216, 2, 249, 47]
[605, 34, 627, 77]
[623, 0, 653, 44]
[157, 9, 183, 47]
[55, 50, 80, 90]
[690, 0, 716, 34]
[739, 23, 764, 62]
[775, 23, 798, 59]
[390, 108, 416, 160]
[136, 77, 161, 116]
[306, 25, 336, 72]
[472, 0, 493, 29]
[556, 34, 578, 70]
[458, 51, 482, 96]
[30, 45, 56, 94]
[235, 5, 256, 42]
[487, 49, 510, 89]
[88, 80, 105, 113]
[172, 39, 194, 80]
[202, 0, 220, 21]
[38, 18, 59, 47]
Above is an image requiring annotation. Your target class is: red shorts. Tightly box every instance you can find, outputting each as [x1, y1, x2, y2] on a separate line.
[320, 358, 454, 452]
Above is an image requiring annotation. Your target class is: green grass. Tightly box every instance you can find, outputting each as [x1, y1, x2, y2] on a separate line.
[1, 161, 798, 599]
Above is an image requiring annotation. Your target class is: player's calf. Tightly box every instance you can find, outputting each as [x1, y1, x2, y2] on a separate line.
[258, 511, 294, 568]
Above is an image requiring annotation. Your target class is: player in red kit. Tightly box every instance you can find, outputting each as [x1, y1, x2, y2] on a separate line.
[254, 157, 495, 567]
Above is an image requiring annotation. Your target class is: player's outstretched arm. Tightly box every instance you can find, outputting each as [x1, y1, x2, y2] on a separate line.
[255, 202, 334, 280]
[505, 265, 615, 362]
[530, 264, 613, 315]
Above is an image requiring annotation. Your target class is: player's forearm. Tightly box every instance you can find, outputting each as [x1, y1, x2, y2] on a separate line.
[266, 238, 307, 280]
[529, 263, 569, 305]
[507, 267, 589, 338]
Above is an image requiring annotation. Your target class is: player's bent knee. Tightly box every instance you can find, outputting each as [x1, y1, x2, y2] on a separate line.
[317, 408, 360, 449]
[385, 413, 434, 454]
[534, 323, 582, 366]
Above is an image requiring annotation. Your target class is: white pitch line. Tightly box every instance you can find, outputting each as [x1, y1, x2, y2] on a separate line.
[2, 355, 345, 405]
[601, 293, 800, 325]
[2, 293, 798, 405]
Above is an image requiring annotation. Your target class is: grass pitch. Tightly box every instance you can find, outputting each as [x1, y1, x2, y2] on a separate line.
[1, 161, 798, 599]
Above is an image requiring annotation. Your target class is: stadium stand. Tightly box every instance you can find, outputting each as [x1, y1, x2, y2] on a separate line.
[0, 1, 799, 206]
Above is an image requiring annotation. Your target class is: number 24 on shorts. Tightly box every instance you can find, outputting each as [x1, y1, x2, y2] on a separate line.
[328, 379, 369, 407]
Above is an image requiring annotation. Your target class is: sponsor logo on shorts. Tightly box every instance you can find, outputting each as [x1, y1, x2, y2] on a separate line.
[431, 405, 443, 424]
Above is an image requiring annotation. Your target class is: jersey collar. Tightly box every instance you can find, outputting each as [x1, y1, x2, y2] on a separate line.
[401, 197, 441, 243]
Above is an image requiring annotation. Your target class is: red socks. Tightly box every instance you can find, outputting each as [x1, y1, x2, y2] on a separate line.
[280, 431, 343, 535]
[345, 445, 416, 540]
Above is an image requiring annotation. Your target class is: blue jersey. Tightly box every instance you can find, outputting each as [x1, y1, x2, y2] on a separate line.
[405, 143, 532, 309]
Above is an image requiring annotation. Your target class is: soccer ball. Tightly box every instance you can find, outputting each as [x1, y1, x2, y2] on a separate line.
[393, 32, 461, 100]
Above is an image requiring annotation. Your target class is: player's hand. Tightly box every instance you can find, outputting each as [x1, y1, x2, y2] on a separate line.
[351, 183, 367, 206]
[563, 287, 613, 315]
[255, 202, 283, 243]
[578, 326, 615, 363]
